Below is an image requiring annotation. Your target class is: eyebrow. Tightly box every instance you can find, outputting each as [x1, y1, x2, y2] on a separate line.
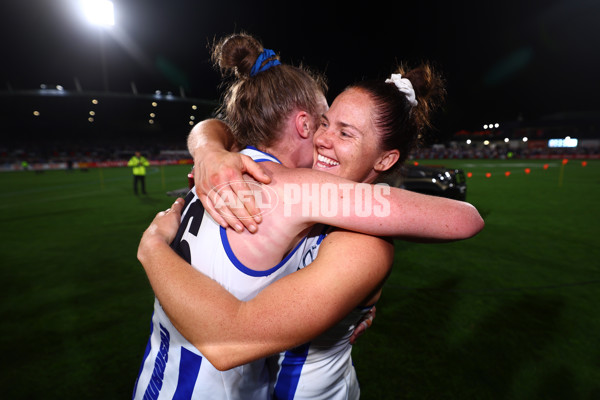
[322, 114, 361, 135]
[339, 121, 360, 132]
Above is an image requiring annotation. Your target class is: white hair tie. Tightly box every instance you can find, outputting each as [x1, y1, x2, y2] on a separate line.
[385, 73, 418, 107]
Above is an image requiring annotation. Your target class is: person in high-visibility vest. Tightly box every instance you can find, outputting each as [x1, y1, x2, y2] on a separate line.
[127, 151, 150, 195]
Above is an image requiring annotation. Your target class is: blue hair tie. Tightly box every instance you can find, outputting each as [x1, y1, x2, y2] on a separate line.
[250, 49, 281, 77]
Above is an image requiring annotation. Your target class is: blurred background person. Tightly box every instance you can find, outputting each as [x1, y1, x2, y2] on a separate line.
[128, 151, 150, 195]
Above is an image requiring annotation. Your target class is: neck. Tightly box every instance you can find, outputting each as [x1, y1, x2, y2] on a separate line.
[259, 143, 299, 168]
[362, 171, 380, 184]
[257, 132, 309, 169]
[255, 112, 313, 169]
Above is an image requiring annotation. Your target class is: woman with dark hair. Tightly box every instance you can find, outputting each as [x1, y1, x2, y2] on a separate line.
[134, 33, 483, 400]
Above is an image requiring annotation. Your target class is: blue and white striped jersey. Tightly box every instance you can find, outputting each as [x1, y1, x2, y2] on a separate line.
[133, 147, 307, 400]
[272, 226, 372, 400]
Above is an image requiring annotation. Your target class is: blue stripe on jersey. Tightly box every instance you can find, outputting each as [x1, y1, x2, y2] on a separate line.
[316, 225, 332, 245]
[274, 343, 311, 400]
[133, 318, 155, 399]
[143, 324, 171, 400]
[220, 226, 307, 277]
[244, 146, 283, 164]
[172, 348, 202, 400]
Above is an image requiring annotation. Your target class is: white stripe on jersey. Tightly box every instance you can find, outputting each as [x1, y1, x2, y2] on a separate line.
[133, 148, 307, 400]
[272, 226, 372, 400]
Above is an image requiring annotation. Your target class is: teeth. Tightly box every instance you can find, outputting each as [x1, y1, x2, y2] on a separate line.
[317, 154, 339, 166]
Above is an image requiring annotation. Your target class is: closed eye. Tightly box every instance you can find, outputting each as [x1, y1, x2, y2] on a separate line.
[319, 115, 329, 129]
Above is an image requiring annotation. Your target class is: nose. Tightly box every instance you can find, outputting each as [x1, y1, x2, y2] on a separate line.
[314, 126, 333, 148]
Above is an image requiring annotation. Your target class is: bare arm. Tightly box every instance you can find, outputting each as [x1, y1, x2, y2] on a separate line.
[187, 119, 271, 232]
[138, 200, 392, 371]
[187, 118, 238, 154]
[189, 133, 483, 240]
[267, 166, 484, 241]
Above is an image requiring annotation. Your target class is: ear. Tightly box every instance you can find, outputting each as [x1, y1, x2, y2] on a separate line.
[373, 149, 400, 172]
[294, 111, 311, 139]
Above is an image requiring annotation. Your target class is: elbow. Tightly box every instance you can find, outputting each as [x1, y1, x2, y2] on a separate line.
[197, 346, 240, 372]
[457, 203, 485, 239]
[209, 357, 236, 372]
[210, 354, 237, 372]
[465, 215, 485, 239]
[136, 233, 155, 269]
[136, 242, 147, 267]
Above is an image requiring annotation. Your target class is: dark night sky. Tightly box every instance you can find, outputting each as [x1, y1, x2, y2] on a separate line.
[1, 0, 599, 133]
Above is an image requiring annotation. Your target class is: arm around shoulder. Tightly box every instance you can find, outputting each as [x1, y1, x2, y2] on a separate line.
[187, 119, 237, 157]
[199, 229, 394, 370]
[272, 167, 484, 241]
[139, 216, 393, 370]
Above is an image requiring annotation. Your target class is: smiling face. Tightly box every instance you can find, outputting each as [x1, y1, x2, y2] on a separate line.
[312, 88, 398, 183]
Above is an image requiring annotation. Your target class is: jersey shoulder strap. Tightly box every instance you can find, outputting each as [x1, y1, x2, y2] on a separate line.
[241, 146, 282, 164]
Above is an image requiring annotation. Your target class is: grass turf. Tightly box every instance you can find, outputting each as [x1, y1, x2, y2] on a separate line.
[353, 159, 600, 399]
[0, 160, 598, 399]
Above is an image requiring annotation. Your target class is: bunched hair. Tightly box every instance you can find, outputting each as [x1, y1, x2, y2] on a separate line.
[211, 33, 328, 149]
[348, 63, 446, 172]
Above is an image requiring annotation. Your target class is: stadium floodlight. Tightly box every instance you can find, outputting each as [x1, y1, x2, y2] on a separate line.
[80, 0, 115, 27]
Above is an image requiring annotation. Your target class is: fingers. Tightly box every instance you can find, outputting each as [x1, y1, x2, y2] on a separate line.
[203, 187, 246, 233]
[368, 306, 376, 319]
[226, 179, 262, 227]
[349, 307, 375, 345]
[156, 198, 184, 219]
[145, 198, 186, 245]
[171, 197, 185, 212]
[190, 153, 270, 234]
[171, 197, 185, 213]
[242, 155, 271, 184]
[200, 194, 230, 230]
[349, 324, 365, 345]
[211, 186, 254, 233]
[204, 180, 260, 234]
[361, 315, 374, 329]
[217, 158, 261, 226]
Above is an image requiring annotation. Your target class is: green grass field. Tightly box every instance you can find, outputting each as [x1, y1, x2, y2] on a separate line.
[1, 159, 599, 399]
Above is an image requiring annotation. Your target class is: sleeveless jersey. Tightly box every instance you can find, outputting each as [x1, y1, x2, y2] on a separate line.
[133, 147, 307, 400]
[272, 226, 373, 400]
